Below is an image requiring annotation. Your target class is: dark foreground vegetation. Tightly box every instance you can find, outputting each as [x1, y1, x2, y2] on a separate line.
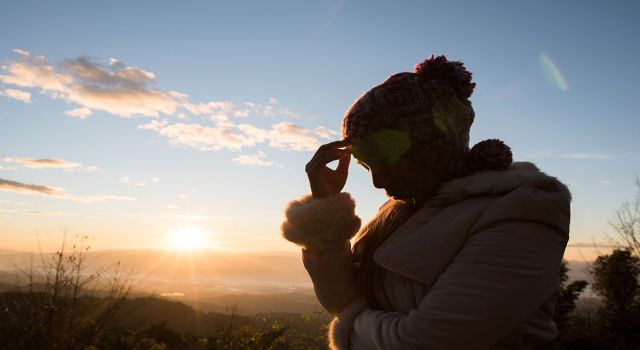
[0, 292, 329, 350]
[0, 235, 330, 350]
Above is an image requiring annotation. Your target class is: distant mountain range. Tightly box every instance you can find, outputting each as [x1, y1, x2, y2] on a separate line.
[0, 249, 596, 314]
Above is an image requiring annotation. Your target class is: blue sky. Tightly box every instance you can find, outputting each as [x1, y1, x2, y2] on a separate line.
[1, 0, 639, 255]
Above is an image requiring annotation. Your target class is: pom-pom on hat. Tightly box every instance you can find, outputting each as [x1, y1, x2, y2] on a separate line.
[342, 55, 512, 176]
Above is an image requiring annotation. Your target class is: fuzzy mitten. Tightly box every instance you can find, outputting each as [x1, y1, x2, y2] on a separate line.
[281, 193, 361, 251]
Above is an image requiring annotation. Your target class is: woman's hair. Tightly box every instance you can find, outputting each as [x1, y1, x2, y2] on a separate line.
[353, 199, 417, 309]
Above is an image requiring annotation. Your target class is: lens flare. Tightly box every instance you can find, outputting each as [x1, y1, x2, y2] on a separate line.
[540, 53, 569, 92]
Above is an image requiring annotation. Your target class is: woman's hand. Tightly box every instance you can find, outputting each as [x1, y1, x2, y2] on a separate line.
[305, 140, 351, 199]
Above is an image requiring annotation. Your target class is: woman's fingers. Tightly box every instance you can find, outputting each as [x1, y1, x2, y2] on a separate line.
[306, 141, 350, 170]
[306, 140, 352, 198]
[306, 148, 350, 174]
[335, 151, 351, 174]
[317, 140, 351, 151]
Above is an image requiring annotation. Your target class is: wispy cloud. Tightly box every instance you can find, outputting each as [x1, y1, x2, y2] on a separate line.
[0, 49, 183, 117]
[557, 153, 612, 160]
[0, 208, 78, 216]
[0, 88, 31, 103]
[266, 122, 337, 151]
[65, 107, 92, 119]
[233, 151, 276, 167]
[2, 157, 98, 172]
[524, 152, 614, 160]
[0, 178, 60, 195]
[24, 210, 76, 216]
[1, 49, 334, 157]
[139, 120, 335, 152]
[120, 175, 158, 187]
[567, 242, 617, 248]
[0, 178, 135, 203]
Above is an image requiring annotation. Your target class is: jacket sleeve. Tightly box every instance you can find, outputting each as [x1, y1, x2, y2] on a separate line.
[336, 207, 569, 349]
[281, 193, 362, 315]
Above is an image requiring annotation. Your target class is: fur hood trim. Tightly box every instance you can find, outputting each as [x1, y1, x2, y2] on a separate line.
[430, 161, 571, 206]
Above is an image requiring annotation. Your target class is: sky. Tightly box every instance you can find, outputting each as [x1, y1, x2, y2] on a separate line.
[0, 0, 639, 258]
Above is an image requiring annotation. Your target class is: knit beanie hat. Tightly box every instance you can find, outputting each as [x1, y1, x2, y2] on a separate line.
[342, 55, 512, 177]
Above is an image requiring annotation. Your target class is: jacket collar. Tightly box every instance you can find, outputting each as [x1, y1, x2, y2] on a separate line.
[428, 161, 571, 207]
[372, 162, 572, 285]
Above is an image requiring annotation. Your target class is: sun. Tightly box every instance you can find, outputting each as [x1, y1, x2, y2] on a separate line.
[168, 226, 210, 251]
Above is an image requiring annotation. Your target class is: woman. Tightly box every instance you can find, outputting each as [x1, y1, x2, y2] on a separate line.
[281, 55, 570, 349]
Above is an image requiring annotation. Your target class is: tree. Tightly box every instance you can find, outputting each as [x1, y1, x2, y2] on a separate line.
[0, 233, 133, 350]
[554, 259, 588, 334]
[608, 177, 640, 258]
[591, 250, 639, 316]
[590, 249, 640, 348]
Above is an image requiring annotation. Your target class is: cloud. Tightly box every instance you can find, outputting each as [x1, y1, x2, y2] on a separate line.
[557, 153, 612, 160]
[0, 49, 72, 92]
[66, 194, 135, 203]
[182, 101, 235, 122]
[242, 101, 311, 119]
[567, 242, 617, 248]
[144, 122, 259, 151]
[140, 120, 336, 152]
[2, 157, 98, 172]
[233, 151, 276, 166]
[2, 49, 335, 161]
[0, 178, 61, 195]
[266, 122, 332, 151]
[1, 88, 32, 103]
[120, 175, 154, 187]
[181, 98, 313, 121]
[24, 210, 73, 216]
[0, 49, 184, 118]
[525, 152, 614, 160]
[600, 180, 612, 186]
[137, 119, 168, 131]
[65, 107, 92, 119]
[312, 126, 339, 139]
[0, 177, 135, 203]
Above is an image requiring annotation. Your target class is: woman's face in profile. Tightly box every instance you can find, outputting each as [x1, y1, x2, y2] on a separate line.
[350, 130, 447, 203]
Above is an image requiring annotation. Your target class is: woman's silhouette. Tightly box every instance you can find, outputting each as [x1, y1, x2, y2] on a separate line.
[282, 55, 570, 349]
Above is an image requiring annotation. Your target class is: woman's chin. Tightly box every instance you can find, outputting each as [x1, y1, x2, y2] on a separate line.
[387, 192, 407, 201]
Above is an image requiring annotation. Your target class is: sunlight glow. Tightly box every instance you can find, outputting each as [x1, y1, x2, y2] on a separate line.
[168, 226, 211, 251]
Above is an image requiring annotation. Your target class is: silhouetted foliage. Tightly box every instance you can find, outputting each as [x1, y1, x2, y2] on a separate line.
[590, 249, 640, 348]
[552, 249, 640, 350]
[0, 234, 132, 350]
[554, 259, 588, 335]
[608, 177, 640, 258]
